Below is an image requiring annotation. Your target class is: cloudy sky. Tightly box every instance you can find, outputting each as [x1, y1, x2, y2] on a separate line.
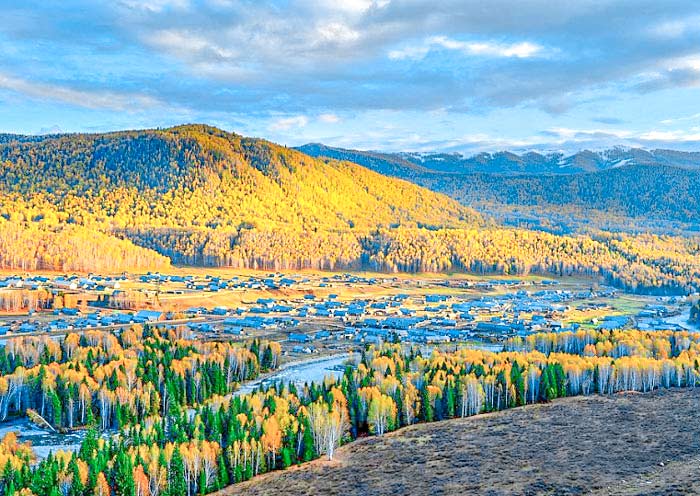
[1, 0, 700, 153]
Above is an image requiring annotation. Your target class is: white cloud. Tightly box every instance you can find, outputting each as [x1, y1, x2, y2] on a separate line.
[147, 29, 237, 59]
[650, 16, 700, 38]
[0, 72, 161, 111]
[638, 129, 700, 142]
[315, 22, 361, 44]
[660, 112, 700, 125]
[546, 127, 634, 140]
[389, 36, 544, 61]
[269, 115, 309, 131]
[118, 0, 189, 13]
[388, 45, 431, 61]
[315, 0, 390, 14]
[318, 113, 341, 123]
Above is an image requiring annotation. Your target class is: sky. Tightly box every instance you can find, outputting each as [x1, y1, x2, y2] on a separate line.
[1, 0, 700, 153]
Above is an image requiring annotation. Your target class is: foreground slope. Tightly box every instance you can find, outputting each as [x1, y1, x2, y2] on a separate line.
[221, 389, 700, 496]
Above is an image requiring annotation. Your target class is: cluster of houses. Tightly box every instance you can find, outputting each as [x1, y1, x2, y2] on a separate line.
[0, 309, 169, 335]
[0, 274, 125, 291]
[137, 272, 384, 293]
[2, 270, 693, 343]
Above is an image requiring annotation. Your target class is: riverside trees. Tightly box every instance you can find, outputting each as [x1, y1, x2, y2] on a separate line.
[4, 327, 700, 495]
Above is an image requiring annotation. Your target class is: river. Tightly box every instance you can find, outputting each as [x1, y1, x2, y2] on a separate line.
[234, 353, 355, 396]
[664, 306, 700, 331]
[0, 418, 85, 459]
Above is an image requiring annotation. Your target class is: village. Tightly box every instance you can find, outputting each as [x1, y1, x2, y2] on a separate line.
[0, 271, 693, 357]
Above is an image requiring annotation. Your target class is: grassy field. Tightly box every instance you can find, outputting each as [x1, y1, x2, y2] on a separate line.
[219, 389, 700, 496]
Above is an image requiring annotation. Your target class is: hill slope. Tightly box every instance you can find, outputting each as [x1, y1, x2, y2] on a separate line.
[0, 125, 479, 270]
[221, 389, 700, 496]
[0, 125, 477, 232]
[3, 125, 700, 293]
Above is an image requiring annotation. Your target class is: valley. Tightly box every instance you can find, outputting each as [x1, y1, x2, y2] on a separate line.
[4, 2, 700, 495]
[2, 127, 700, 295]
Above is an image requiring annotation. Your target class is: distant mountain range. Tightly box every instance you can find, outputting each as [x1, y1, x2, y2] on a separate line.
[297, 143, 700, 230]
[297, 143, 700, 175]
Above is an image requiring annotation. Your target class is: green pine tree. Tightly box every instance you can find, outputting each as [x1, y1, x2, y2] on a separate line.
[168, 448, 187, 496]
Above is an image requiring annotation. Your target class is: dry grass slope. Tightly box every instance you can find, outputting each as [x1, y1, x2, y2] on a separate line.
[219, 389, 700, 496]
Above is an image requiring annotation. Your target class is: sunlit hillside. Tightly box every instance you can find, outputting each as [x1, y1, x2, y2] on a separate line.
[2, 125, 700, 294]
[0, 124, 478, 232]
[0, 124, 479, 272]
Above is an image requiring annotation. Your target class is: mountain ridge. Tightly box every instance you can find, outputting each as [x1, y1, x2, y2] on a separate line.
[296, 142, 700, 229]
[297, 143, 700, 175]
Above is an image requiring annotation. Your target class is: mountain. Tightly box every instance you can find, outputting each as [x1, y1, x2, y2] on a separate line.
[0, 124, 479, 270]
[296, 143, 430, 177]
[419, 165, 700, 224]
[297, 143, 700, 230]
[3, 124, 700, 294]
[0, 125, 476, 231]
[298, 143, 700, 175]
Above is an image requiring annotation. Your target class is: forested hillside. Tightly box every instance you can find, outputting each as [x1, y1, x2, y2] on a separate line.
[3, 125, 700, 293]
[419, 165, 700, 223]
[0, 125, 477, 271]
[6, 327, 700, 495]
[0, 125, 475, 231]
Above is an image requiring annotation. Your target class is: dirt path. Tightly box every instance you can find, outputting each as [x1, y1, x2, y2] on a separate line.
[218, 389, 700, 496]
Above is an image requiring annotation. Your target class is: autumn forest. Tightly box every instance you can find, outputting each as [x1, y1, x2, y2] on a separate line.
[1, 125, 700, 295]
[3, 326, 700, 495]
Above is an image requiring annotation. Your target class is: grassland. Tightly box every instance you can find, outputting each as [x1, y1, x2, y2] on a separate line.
[219, 389, 700, 496]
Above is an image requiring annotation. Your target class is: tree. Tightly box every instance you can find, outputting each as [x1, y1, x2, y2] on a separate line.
[94, 472, 110, 496]
[168, 448, 186, 496]
[113, 451, 134, 496]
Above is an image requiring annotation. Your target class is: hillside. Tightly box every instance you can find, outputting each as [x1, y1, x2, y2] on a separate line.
[0, 125, 476, 232]
[0, 125, 478, 271]
[221, 389, 700, 496]
[298, 143, 700, 229]
[420, 165, 700, 224]
[3, 125, 700, 293]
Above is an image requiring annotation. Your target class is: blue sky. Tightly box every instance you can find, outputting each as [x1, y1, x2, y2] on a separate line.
[1, 0, 700, 153]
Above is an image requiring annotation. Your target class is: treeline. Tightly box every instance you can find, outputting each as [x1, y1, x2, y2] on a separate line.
[0, 221, 169, 272]
[0, 289, 52, 313]
[505, 328, 700, 359]
[5, 328, 700, 495]
[119, 226, 700, 294]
